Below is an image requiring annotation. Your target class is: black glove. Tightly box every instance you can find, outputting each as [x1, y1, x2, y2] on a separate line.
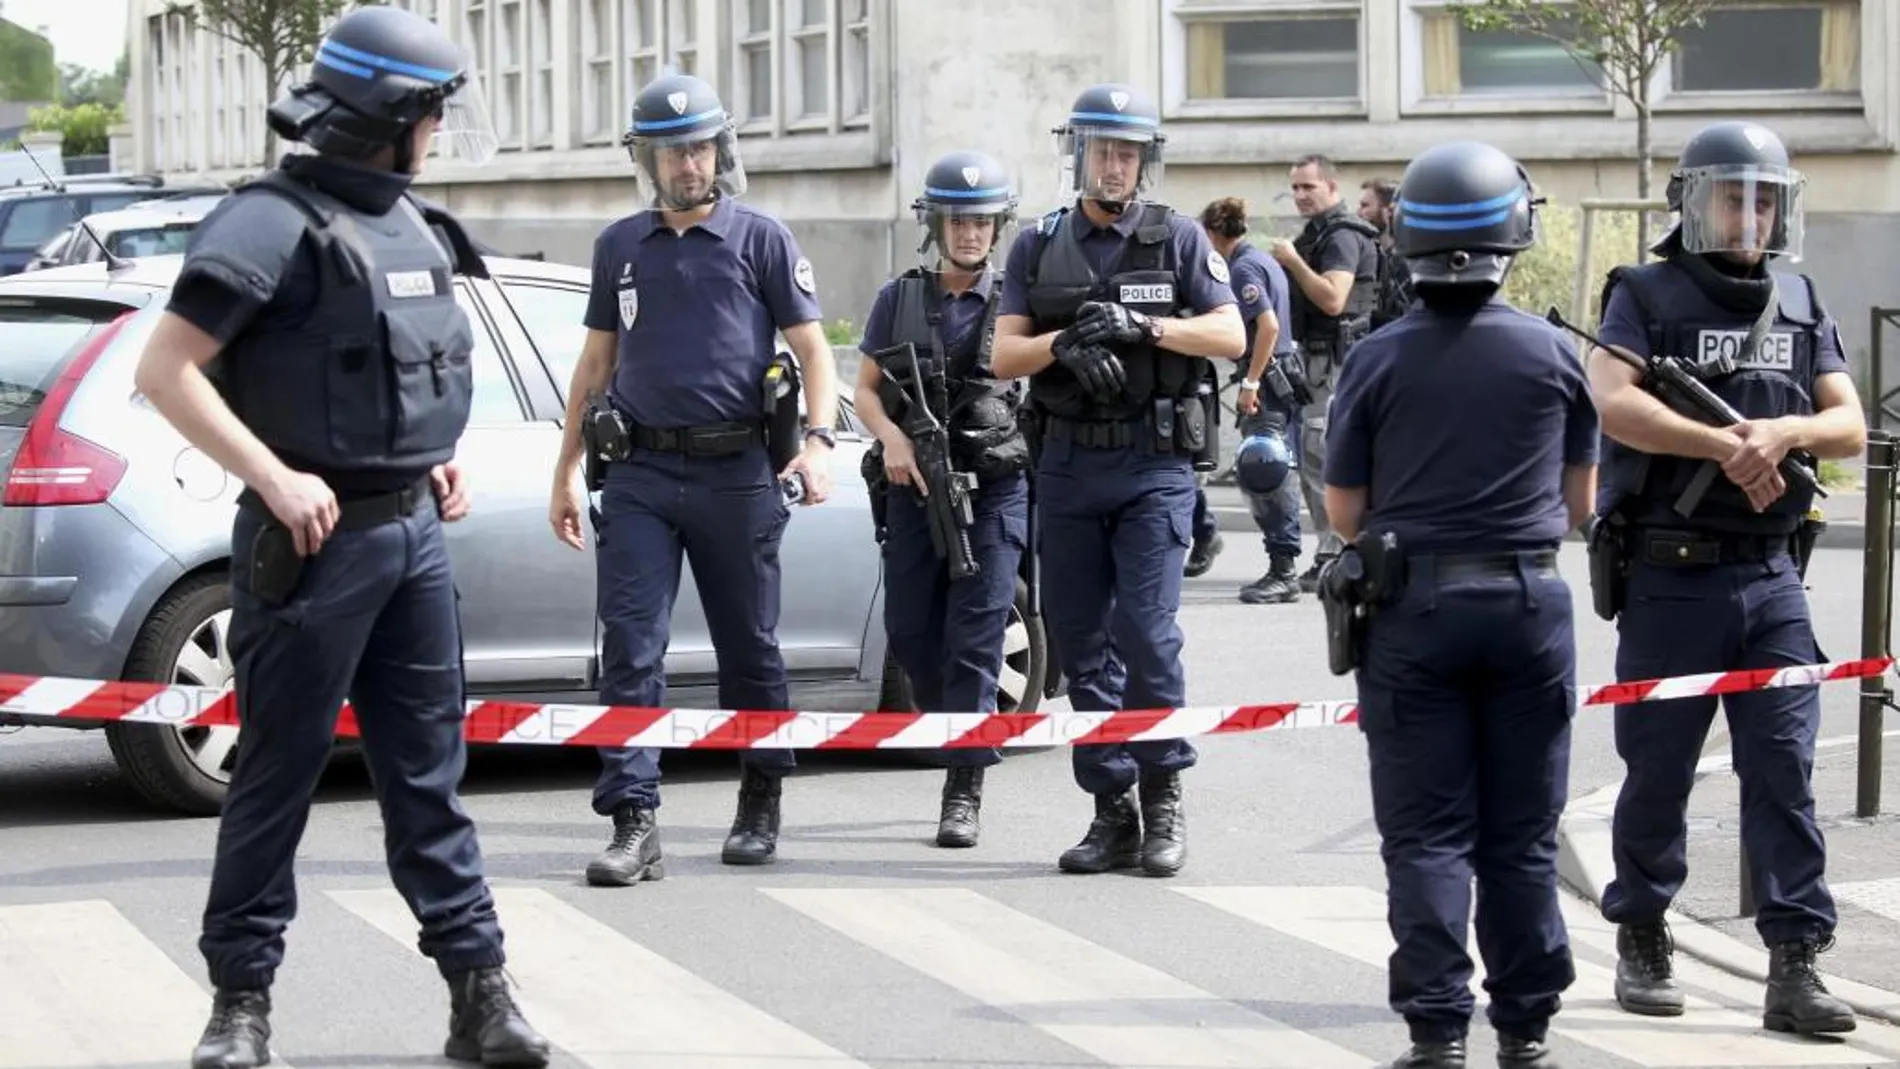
[1071, 300, 1158, 348]
[1053, 336, 1126, 398]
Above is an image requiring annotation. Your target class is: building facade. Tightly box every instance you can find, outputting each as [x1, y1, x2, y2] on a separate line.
[124, 0, 1900, 372]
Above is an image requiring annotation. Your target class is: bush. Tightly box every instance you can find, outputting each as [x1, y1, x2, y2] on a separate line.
[1500, 201, 1647, 331]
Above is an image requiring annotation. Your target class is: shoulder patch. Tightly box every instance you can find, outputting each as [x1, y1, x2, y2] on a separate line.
[793, 257, 816, 295]
[1207, 250, 1230, 285]
[1240, 282, 1262, 304]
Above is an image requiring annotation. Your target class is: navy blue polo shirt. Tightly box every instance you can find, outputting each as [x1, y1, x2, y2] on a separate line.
[1227, 240, 1295, 357]
[583, 196, 823, 428]
[1323, 295, 1601, 553]
[997, 201, 1237, 321]
[858, 267, 997, 366]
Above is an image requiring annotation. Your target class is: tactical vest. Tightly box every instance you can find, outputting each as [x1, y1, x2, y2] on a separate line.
[881, 267, 1028, 481]
[215, 171, 475, 476]
[1291, 209, 1380, 355]
[1599, 260, 1823, 536]
[1370, 242, 1414, 330]
[1021, 202, 1195, 422]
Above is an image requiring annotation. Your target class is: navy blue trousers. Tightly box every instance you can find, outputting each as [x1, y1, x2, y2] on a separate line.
[201, 499, 504, 990]
[1356, 552, 1577, 1043]
[591, 446, 794, 815]
[1237, 403, 1302, 559]
[1036, 437, 1198, 795]
[1600, 550, 1836, 945]
[882, 472, 1030, 767]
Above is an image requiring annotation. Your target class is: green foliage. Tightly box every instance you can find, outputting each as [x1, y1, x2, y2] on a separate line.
[1817, 460, 1856, 490]
[823, 318, 859, 346]
[26, 102, 126, 157]
[1499, 201, 1643, 330]
[59, 58, 128, 109]
[0, 19, 58, 102]
[1449, 0, 1717, 98]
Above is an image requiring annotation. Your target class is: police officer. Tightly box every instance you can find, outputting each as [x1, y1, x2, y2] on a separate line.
[130, 8, 548, 1067]
[1322, 140, 1595, 1069]
[993, 82, 1245, 876]
[1273, 153, 1382, 590]
[1360, 176, 1416, 332]
[1590, 121, 1865, 1033]
[1199, 195, 1305, 604]
[853, 150, 1030, 848]
[549, 73, 839, 879]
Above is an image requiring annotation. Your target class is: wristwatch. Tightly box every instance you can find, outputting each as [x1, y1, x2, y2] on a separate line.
[1239, 378, 1261, 391]
[804, 426, 836, 449]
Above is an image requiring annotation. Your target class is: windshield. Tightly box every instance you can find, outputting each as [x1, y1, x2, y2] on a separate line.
[0, 302, 127, 427]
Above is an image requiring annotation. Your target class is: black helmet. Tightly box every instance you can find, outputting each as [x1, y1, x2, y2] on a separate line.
[1391, 140, 1538, 288]
[1053, 83, 1165, 212]
[911, 150, 1018, 266]
[1659, 120, 1804, 261]
[267, 6, 496, 168]
[622, 73, 745, 210]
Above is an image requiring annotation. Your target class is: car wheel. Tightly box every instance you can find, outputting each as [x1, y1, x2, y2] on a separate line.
[104, 573, 237, 816]
[876, 576, 1048, 724]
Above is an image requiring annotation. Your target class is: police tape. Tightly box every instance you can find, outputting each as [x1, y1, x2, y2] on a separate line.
[0, 657, 1890, 750]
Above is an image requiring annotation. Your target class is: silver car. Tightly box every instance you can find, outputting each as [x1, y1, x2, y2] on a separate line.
[0, 254, 1056, 814]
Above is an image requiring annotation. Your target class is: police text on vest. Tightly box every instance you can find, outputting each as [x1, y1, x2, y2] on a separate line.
[1119, 283, 1174, 304]
[384, 270, 438, 299]
[1697, 330, 1794, 371]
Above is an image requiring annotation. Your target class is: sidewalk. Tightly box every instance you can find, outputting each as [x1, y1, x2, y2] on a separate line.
[1557, 732, 1900, 1022]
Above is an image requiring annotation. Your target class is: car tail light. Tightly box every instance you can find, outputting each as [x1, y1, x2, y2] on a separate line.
[4, 312, 135, 507]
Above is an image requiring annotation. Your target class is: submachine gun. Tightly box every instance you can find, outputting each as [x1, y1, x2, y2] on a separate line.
[869, 342, 980, 581]
[1543, 306, 1825, 517]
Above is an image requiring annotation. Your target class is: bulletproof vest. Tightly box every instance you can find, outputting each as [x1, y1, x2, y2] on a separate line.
[1598, 259, 1823, 535]
[882, 268, 1028, 480]
[215, 171, 475, 476]
[1291, 209, 1380, 350]
[1022, 202, 1196, 421]
[1370, 242, 1413, 329]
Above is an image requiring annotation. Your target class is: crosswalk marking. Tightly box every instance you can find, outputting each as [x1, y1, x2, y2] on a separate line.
[1177, 885, 1889, 1067]
[0, 899, 274, 1069]
[765, 885, 1375, 1068]
[327, 886, 871, 1069]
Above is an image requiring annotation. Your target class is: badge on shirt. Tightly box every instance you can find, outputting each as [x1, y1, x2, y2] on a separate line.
[1207, 250, 1230, 284]
[618, 286, 639, 330]
[1240, 282, 1261, 304]
[384, 270, 437, 298]
[794, 257, 816, 295]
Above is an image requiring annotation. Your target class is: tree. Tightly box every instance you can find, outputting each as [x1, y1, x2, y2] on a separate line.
[28, 101, 125, 156]
[1450, 0, 1717, 258]
[163, 0, 387, 165]
[58, 57, 128, 109]
[0, 18, 58, 101]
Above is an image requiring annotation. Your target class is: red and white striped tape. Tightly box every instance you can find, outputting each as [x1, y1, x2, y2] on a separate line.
[0, 657, 1889, 750]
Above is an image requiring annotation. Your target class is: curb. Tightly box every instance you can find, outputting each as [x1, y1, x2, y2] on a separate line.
[1556, 771, 1900, 1029]
[1205, 505, 1870, 551]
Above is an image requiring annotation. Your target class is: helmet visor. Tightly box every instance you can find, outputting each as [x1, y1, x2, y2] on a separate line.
[632, 126, 748, 210]
[1676, 163, 1805, 261]
[438, 65, 499, 166]
[914, 205, 1017, 269]
[1056, 127, 1163, 206]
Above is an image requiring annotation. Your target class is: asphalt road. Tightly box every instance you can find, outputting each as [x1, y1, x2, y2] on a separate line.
[1, 538, 1895, 1069]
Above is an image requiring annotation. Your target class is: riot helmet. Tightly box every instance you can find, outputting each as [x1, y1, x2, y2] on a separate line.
[1390, 140, 1539, 289]
[267, 6, 497, 170]
[1053, 83, 1164, 213]
[1235, 433, 1293, 496]
[622, 73, 746, 211]
[911, 150, 1018, 270]
[1663, 121, 1804, 263]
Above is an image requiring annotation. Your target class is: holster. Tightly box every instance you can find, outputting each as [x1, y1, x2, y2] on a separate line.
[1585, 512, 1630, 621]
[861, 446, 890, 544]
[1317, 550, 1367, 676]
[245, 521, 306, 608]
[1793, 509, 1825, 582]
[579, 393, 631, 493]
[762, 351, 803, 473]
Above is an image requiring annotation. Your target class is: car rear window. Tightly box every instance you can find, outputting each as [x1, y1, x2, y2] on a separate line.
[0, 301, 126, 427]
[108, 224, 198, 258]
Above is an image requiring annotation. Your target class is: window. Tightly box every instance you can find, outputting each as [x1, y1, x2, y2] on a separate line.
[725, 0, 872, 134]
[0, 199, 80, 252]
[1670, 1, 1859, 95]
[1178, 3, 1362, 102]
[496, 0, 524, 149]
[1413, 5, 1605, 99]
[530, 0, 554, 146]
[455, 290, 529, 424]
[495, 282, 589, 401]
[577, 0, 698, 147]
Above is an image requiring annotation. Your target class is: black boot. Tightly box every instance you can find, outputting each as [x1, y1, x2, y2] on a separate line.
[1137, 771, 1186, 876]
[1240, 553, 1301, 604]
[1496, 1034, 1558, 1067]
[444, 967, 551, 1066]
[722, 767, 782, 865]
[1057, 789, 1141, 873]
[1613, 921, 1684, 1016]
[936, 766, 983, 848]
[1381, 1038, 1466, 1068]
[1185, 531, 1224, 577]
[1763, 937, 1857, 1034]
[190, 989, 272, 1069]
[585, 804, 664, 887]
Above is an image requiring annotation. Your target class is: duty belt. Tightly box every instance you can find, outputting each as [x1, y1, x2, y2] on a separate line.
[1417, 548, 1559, 582]
[1043, 415, 1149, 450]
[630, 420, 760, 457]
[1636, 527, 1790, 567]
[237, 476, 430, 532]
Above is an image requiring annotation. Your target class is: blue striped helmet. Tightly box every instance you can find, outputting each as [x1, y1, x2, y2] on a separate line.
[1392, 141, 1539, 285]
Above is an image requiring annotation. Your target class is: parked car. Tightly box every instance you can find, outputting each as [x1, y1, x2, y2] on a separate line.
[0, 174, 225, 276]
[27, 199, 219, 270]
[0, 253, 1057, 815]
